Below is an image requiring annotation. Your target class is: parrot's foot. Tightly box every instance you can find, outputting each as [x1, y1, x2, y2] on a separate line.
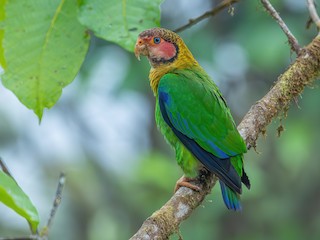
[174, 175, 202, 192]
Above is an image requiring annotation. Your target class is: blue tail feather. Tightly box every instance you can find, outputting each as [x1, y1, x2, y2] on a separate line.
[219, 181, 242, 211]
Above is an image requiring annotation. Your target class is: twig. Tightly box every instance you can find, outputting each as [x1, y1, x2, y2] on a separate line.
[0, 157, 15, 180]
[260, 0, 301, 54]
[39, 173, 66, 238]
[130, 36, 320, 239]
[0, 237, 38, 240]
[174, 0, 239, 33]
[307, 0, 320, 31]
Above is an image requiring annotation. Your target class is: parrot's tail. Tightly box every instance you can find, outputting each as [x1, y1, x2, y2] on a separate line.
[219, 181, 242, 211]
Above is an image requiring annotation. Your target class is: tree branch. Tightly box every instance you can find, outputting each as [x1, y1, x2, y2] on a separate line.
[174, 0, 239, 33]
[39, 173, 66, 239]
[307, 0, 320, 31]
[130, 171, 217, 240]
[260, 0, 301, 54]
[0, 237, 37, 240]
[130, 35, 320, 240]
[238, 38, 320, 147]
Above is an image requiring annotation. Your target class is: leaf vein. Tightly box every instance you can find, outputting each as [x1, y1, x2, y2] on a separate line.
[36, 0, 66, 118]
[122, 0, 129, 36]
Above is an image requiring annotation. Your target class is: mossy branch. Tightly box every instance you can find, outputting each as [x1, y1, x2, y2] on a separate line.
[238, 37, 320, 148]
[130, 36, 320, 240]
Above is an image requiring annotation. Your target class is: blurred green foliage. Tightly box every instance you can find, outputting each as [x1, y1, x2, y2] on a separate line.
[1, 1, 320, 240]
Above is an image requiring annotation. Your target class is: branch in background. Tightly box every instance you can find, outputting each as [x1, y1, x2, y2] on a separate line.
[307, 0, 320, 31]
[0, 237, 37, 240]
[39, 173, 66, 239]
[130, 24, 320, 240]
[174, 0, 239, 33]
[260, 0, 301, 54]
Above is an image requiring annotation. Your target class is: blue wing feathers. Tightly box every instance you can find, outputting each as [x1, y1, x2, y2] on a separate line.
[207, 140, 230, 159]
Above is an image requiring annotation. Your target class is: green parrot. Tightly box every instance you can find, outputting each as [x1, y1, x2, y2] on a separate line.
[134, 28, 250, 211]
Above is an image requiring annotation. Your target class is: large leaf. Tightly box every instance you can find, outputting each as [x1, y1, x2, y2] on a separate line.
[0, 171, 39, 233]
[0, 0, 6, 68]
[1, 0, 90, 120]
[79, 0, 162, 52]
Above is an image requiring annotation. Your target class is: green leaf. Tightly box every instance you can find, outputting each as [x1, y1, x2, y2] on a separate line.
[79, 0, 162, 52]
[0, 0, 6, 68]
[1, 0, 90, 120]
[0, 171, 39, 233]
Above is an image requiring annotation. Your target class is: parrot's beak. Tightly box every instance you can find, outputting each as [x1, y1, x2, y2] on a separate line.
[134, 37, 148, 61]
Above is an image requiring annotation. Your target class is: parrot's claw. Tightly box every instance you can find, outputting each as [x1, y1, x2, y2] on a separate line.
[174, 175, 202, 192]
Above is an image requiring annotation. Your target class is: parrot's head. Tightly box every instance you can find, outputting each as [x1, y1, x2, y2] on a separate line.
[134, 28, 195, 68]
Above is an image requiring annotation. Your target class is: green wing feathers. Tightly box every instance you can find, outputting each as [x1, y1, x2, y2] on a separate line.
[158, 68, 247, 158]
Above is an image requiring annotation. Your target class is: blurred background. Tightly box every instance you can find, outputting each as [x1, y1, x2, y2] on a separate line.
[1, 0, 320, 239]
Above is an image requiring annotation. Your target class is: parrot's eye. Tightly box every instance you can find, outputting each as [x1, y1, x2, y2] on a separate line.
[153, 37, 161, 44]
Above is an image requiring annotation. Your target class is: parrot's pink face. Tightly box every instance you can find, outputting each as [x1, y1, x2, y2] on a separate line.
[135, 30, 178, 64]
